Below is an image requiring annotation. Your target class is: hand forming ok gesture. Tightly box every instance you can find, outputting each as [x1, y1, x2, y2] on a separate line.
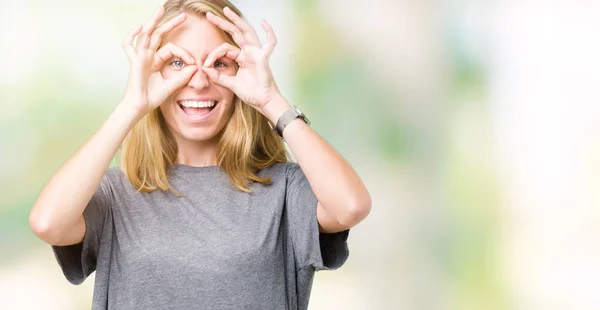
[121, 7, 198, 116]
[202, 7, 281, 112]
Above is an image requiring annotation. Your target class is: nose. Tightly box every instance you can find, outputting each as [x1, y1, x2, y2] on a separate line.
[187, 68, 210, 90]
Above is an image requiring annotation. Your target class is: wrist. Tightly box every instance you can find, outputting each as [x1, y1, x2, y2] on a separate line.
[260, 93, 292, 124]
[115, 102, 146, 123]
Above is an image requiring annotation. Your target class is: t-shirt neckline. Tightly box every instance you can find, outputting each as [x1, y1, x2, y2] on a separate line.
[172, 163, 220, 173]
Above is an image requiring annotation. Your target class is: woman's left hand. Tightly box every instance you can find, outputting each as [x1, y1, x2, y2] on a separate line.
[203, 7, 280, 112]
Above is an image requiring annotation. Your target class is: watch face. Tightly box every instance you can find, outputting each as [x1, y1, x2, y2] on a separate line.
[293, 105, 310, 125]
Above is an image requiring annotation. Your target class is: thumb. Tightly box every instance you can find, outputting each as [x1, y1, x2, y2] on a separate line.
[202, 67, 234, 90]
[165, 65, 198, 93]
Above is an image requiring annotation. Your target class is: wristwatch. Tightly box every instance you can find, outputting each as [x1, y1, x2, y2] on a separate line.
[271, 105, 310, 138]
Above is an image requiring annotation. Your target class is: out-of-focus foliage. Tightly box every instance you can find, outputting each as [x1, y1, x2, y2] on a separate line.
[2, 0, 600, 309]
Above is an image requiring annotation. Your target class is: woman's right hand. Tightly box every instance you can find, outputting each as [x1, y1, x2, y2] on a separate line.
[120, 6, 198, 116]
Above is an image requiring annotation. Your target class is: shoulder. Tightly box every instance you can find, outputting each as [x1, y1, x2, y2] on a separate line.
[106, 166, 123, 177]
[259, 161, 301, 178]
[100, 166, 136, 195]
[258, 162, 310, 193]
[253, 162, 304, 190]
[103, 166, 127, 184]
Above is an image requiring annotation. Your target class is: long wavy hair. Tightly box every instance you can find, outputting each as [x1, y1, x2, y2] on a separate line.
[120, 0, 289, 195]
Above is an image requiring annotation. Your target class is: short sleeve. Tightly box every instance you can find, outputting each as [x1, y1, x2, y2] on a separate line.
[285, 162, 349, 271]
[51, 173, 113, 285]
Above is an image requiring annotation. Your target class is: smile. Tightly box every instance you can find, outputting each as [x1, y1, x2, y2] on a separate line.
[176, 100, 220, 122]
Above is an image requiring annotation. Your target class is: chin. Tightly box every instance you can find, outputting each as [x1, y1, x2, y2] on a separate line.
[177, 127, 222, 143]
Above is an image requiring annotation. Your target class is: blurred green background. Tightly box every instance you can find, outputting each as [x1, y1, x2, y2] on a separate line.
[2, 0, 600, 309]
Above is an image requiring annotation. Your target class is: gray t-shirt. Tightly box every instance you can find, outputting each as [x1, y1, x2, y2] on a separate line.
[52, 162, 349, 309]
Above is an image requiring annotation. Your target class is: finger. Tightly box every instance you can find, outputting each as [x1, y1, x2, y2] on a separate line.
[203, 43, 241, 68]
[202, 67, 235, 89]
[149, 12, 187, 50]
[137, 6, 165, 52]
[154, 42, 196, 70]
[122, 25, 143, 59]
[165, 65, 198, 94]
[260, 19, 277, 56]
[223, 7, 260, 45]
[205, 12, 248, 46]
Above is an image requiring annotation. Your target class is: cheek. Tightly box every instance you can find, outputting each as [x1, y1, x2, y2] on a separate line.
[217, 86, 235, 103]
[159, 100, 177, 122]
[158, 105, 169, 120]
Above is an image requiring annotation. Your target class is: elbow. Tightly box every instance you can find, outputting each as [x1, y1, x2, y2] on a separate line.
[338, 193, 372, 228]
[29, 209, 62, 245]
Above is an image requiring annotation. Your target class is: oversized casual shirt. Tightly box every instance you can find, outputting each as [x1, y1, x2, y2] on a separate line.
[52, 162, 349, 309]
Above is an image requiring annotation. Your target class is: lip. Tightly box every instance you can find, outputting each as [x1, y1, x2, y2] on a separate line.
[176, 98, 220, 123]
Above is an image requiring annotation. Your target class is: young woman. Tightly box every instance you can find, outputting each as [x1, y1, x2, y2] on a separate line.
[29, 0, 371, 309]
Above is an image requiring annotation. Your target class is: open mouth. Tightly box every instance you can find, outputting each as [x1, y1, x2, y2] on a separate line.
[177, 100, 219, 119]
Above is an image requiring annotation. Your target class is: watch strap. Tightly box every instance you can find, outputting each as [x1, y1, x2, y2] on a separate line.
[275, 107, 301, 137]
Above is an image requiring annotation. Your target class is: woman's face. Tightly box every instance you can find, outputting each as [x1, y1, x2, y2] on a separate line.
[159, 13, 237, 144]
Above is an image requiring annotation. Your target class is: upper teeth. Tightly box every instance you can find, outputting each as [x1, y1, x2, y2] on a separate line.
[180, 100, 216, 108]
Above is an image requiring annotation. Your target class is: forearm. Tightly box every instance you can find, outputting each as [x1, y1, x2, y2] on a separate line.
[261, 95, 372, 226]
[30, 102, 142, 241]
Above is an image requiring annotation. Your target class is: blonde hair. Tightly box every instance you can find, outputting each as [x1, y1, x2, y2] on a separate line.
[120, 0, 289, 195]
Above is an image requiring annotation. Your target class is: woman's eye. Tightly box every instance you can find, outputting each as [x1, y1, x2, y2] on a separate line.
[170, 59, 185, 69]
[214, 61, 227, 68]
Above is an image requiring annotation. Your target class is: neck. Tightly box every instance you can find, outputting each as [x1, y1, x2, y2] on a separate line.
[174, 136, 219, 167]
